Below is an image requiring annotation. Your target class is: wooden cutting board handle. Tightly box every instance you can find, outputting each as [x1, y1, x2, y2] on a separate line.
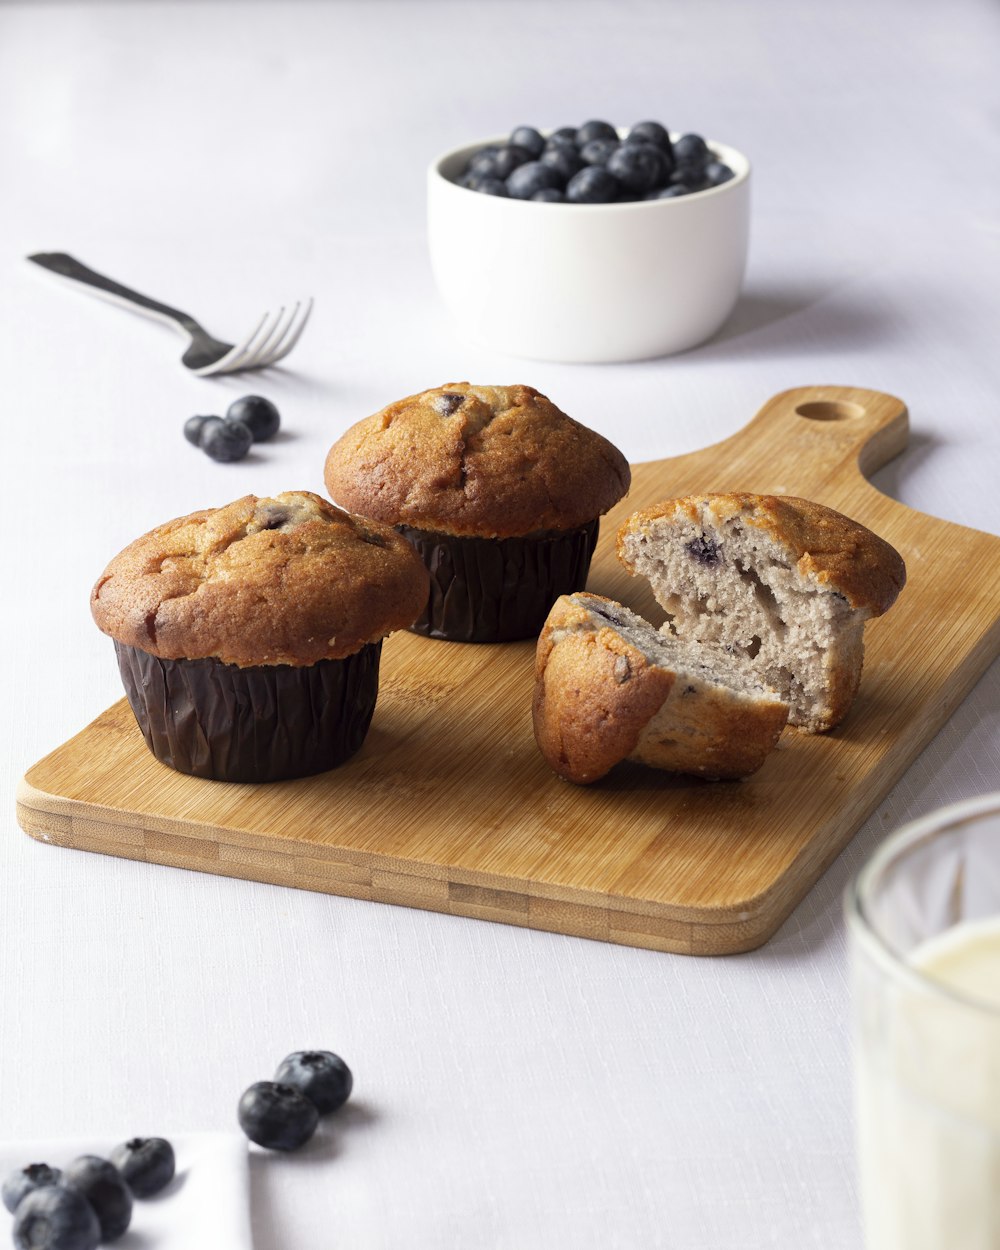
[626, 384, 909, 510]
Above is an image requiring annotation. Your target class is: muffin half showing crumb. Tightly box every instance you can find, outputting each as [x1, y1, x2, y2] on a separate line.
[617, 493, 906, 732]
[91, 491, 429, 782]
[323, 383, 630, 642]
[533, 593, 789, 783]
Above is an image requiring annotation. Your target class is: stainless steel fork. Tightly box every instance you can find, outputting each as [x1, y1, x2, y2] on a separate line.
[27, 252, 313, 377]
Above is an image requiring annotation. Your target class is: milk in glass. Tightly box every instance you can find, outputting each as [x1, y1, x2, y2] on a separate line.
[856, 916, 1000, 1250]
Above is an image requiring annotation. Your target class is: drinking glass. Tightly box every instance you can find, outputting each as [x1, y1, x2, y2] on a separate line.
[845, 792, 1000, 1250]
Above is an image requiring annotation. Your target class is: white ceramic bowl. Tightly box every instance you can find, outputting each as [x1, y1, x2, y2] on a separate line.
[427, 134, 750, 363]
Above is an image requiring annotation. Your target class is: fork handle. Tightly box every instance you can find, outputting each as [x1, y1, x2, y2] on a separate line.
[27, 252, 195, 327]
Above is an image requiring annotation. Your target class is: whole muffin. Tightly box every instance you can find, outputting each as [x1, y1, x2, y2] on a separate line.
[91, 491, 429, 782]
[323, 383, 631, 641]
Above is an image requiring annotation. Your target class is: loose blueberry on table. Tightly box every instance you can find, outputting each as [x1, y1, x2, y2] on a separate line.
[63, 1156, 132, 1242]
[2, 1163, 62, 1215]
[455, 120, 733, 203]
[183, 414, 220, 446]
[184, 395, 281, 462]
[225, 394, 281, 442]
[109, 1137, 175, 1198]
[200, 418, 253, 463]
[11, 1184, 101, 1250]
[238, 1080, 320, 1151]
[274, 1049, 354, 1115]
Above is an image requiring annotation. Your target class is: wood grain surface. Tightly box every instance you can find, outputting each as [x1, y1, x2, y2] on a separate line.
[17, 387, 1000, 954]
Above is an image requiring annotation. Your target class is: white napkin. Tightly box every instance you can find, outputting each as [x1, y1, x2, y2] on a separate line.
[0, 1132, 251, 1249]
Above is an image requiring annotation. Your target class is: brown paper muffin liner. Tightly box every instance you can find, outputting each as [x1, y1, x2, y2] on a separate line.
[114, 640, 381, 783]
[397, 520, 600, 642]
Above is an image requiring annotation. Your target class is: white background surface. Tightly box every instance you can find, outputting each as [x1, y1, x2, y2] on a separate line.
[2, 2, 999, 1247]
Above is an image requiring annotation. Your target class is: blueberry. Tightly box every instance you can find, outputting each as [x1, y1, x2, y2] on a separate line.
[238, 1081, 319, 1150]
[274, 1050, 354, 1115]
[506, 160, 563, 200]
[672, 132, 710, 169]
[702, 159, 734, 186]
[109, 1138, 175, 1198]
[540, 145, 583, 184]
[470, 176, 508, 197]
[461, 153, 500, 181]
[576, 119, 619, 146]
[3, 1164, 62, 1214]
[63, 1157, 132, 1242]
[579, 137, 619, 167]
[628, 120, 673, 155]
[458, 122, 722, 206]
[509, 125, 544, 158]
[226, 394, 280, 442]
[186, 413, 223, 445]
[670, 166, 706, 190]
[185, 412, 222, 447]
[607, 143, 666, 192]
[200, 418, 253, 463]
[686, 535, 722, 565]
[489, 144, 532, 180]
[12, 1185, 101, 1250]
[468, 144, 500, 170]
[185, 412, 216, 447]
[432, 391, 465, 416]
[565, 165, 620, 204]
[622, 136, 674, 183]
[461, 144, 528, 182]
[544, 133, 578, 155]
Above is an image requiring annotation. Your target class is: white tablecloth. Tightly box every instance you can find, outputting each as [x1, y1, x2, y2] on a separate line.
[2, 2, 998, 1247]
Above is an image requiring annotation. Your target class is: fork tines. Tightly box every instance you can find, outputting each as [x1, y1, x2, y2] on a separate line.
[195, 298, 314, 377]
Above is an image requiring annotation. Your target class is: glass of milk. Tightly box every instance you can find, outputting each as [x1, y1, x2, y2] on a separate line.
[846, 792, 1000, 1250]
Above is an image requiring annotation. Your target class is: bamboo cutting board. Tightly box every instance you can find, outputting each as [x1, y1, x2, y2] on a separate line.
[17, 387, 1000, 954]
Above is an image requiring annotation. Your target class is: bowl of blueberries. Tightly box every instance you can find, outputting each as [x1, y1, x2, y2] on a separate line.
[427, 118, 750, 363]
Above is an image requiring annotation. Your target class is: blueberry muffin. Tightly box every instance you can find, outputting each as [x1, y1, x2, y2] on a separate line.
[533, 593, 789, 783]
[323, 383, 631, 641]
[91, 491, 429, 782]
[617, 493, 906, 731]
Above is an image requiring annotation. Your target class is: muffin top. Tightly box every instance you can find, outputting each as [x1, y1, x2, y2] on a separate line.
[618, 492, 906, 615]
[323, 383, 631, 537]
[91, 491, 430, 667]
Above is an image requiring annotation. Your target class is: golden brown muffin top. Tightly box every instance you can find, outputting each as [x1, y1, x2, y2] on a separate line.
[617, 493, 906, 616]
[323, 383, 631, 538]
[91, 491, 430, 667]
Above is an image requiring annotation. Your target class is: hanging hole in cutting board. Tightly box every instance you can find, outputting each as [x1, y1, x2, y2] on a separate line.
[794, 400, 866, 421]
